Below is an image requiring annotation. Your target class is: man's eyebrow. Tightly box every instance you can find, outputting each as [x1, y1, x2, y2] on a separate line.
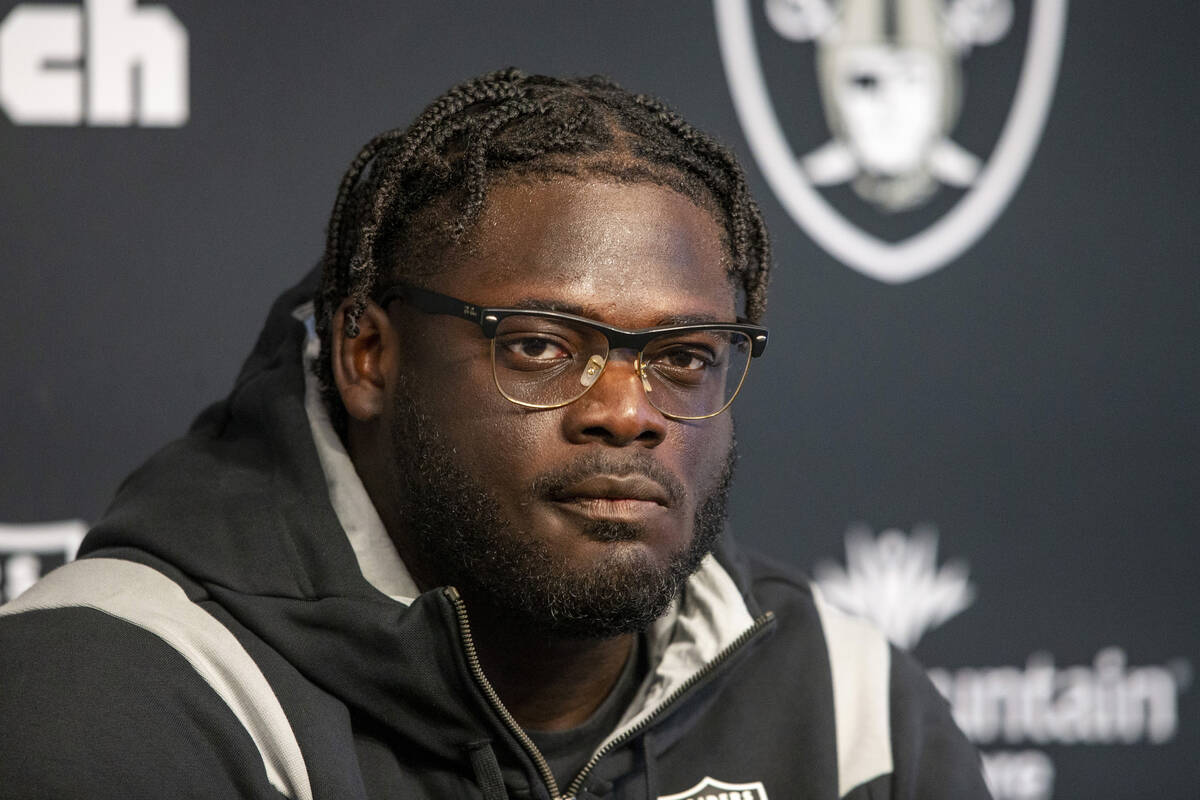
[502, 297, 585, 314]
[500, 298, 730, 326]
[654, 312, 729, 326]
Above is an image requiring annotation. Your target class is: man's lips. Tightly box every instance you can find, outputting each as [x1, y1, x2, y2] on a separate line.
[545, 474, 675, 523]
[547, 474, 672, 507]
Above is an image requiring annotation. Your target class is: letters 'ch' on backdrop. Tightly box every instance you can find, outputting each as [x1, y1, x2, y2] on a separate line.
[1, 2, 1196, 797]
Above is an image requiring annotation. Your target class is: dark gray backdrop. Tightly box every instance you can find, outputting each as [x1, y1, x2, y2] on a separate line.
[1, 2, 1196, 797]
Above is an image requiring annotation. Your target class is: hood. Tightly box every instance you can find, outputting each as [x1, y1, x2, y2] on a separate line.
[80, 264, 770, 785]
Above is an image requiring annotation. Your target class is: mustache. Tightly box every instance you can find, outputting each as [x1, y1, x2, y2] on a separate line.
[528, 452, 687, 509]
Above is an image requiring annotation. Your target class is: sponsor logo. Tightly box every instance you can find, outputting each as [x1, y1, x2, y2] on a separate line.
[658, 776, 769, 800]
[0, 520, 86, 602]
[928, 648, 1190, 747]
[814, 521, 973, 648]
[0, 0, 188, 126]
[815, 524, 1191, 800]
[714, 0, 1067, 282]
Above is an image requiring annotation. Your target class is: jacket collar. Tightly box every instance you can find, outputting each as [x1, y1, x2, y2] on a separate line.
[296, 302, 419, 603]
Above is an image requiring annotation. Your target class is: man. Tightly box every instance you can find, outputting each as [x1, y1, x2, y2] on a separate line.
[0, 69, 989, 799]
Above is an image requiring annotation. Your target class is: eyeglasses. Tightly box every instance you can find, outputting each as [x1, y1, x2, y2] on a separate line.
[378, 284, 768, 420]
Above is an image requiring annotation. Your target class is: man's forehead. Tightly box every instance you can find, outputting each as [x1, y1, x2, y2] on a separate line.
[429, 179, 738, 325]
[486, 295, 735, 327]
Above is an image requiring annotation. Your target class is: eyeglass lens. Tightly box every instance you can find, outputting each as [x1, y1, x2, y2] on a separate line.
[490, 315, 753, 419]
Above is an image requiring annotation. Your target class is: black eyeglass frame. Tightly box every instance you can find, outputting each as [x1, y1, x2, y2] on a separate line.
[377, 283, 769, 418]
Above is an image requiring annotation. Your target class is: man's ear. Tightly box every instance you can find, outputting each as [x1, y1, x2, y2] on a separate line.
[332, 299, 397, 422]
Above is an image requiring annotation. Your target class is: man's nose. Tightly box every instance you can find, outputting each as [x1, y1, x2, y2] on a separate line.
[561, 352, 667, 447]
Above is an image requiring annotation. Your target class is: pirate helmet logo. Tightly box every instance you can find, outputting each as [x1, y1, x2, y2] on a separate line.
[715, 0, 1068, 282]
[658, 775, 770, 800]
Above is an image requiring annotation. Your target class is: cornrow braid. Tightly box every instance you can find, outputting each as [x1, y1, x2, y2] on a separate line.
[314, 68, 772, 431]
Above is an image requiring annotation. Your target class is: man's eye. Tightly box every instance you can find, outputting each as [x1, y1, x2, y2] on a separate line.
[656, 347, 715, 371]
[502, 337, 570, 361]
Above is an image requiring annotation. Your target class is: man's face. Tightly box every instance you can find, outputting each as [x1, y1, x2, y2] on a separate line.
[379, 178, 738, 636]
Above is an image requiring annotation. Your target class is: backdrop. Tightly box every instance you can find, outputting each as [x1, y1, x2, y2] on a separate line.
[1, 2, 1196, 797]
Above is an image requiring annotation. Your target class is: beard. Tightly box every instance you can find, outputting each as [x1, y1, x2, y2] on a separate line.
[386, 375, 734, 639]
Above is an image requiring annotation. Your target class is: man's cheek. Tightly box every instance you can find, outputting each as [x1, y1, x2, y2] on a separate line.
[455, 420, 546, 487]
[679, 424, 733, 480]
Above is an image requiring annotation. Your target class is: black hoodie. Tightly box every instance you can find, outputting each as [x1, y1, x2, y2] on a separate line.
[0, 268, 990, 800]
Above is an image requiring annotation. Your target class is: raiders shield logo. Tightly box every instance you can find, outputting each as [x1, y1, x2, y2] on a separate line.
[715, 0, 1068, 283]
[658, 776, 769, 800]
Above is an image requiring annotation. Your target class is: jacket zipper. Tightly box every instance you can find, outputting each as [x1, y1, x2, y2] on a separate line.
[445, 586, 564, 800]
[445, 586, 775, 800]
[562, 610, 775, 799]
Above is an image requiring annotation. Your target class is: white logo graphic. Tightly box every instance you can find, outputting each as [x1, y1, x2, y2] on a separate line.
[715, 0, 1067, 282]
[813, 523, 1190, 800]
[0, 520, 86, 602]
[814, 522, 974, 648]
[659, 775, 769, 800]
[0, 0, 188, 126]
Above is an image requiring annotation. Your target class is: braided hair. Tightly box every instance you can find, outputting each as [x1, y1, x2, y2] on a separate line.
[315, 68, 771, 429]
